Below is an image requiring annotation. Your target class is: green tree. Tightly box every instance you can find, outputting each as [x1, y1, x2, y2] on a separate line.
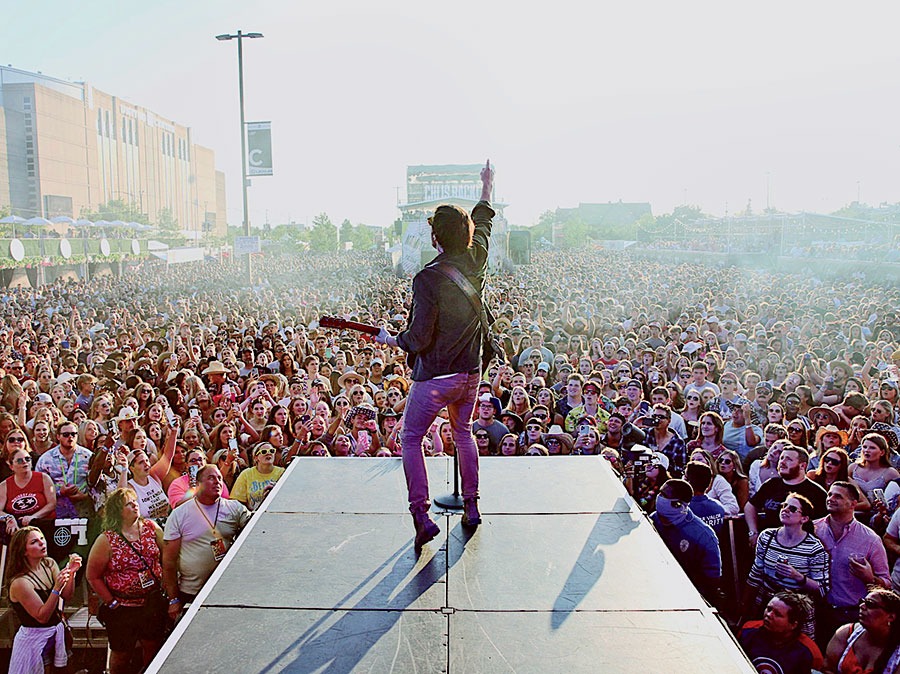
[349, 223, 376, 250]
[157, 207, 178, 232]
[80, 199, 149, 224]
[309, 212, 337, 252]
[562, 215, 591, 248]
[339, 219, 353, 243]
[530, 210, 558, 242]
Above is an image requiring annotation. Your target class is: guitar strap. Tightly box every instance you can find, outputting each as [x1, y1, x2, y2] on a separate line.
[429, 262, 493, 337]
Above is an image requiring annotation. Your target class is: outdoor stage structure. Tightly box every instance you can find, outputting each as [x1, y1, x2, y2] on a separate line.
[148, 457, 754, 673]
[394, 164, 512, 276]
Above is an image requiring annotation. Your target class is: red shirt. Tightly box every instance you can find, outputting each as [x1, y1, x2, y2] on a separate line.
[4, 471, 47, 518]
[104, 522, 163, 603]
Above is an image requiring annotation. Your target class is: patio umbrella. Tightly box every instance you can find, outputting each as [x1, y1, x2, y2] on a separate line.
[24, 217, 53, 226]
[93, 220, 111, 227]
[110, 220, 127, 227]
[0, 215, 25, 224]
[74, 219, 94, 227]
[50, 216, 76, 225]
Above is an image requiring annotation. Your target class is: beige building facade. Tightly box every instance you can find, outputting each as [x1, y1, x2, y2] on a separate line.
[0, 66, 226, 236]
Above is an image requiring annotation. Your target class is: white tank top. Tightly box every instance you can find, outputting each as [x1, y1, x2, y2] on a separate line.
[128, 475, 170, 520]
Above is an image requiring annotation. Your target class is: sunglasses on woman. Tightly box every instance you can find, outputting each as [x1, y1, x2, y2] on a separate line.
[780, 503, 802, 514]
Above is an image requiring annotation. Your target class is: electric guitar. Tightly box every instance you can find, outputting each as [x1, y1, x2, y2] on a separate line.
[319, 315, 414, 367]
[318, 315, 381, 336]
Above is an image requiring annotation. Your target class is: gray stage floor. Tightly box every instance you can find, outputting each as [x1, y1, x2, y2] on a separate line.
[150, 457, 754, 673]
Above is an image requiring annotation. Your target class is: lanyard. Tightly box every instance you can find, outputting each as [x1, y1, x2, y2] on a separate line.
[57, 451, 79, 487]
[193, 497, 223, 540]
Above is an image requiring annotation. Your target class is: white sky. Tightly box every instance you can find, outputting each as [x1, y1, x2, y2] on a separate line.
[6, 1, 900, 228]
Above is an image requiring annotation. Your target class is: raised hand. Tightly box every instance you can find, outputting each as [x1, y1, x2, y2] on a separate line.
[480, 159, 493, 201]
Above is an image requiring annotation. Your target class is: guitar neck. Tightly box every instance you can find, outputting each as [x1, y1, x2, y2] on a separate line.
[319, 316, 381, 336]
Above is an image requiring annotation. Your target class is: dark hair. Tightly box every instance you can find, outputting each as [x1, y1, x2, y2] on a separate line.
[685, 461, 713, 493]
[831, 480, 860, 502]
[660, 478, 693, 502]
[770, 591, 812, 636]
[868, 587, 900, 674]
[765, 423, 788, 439]
[665, 380, 686, 412]
[428, 205, 473, 254]
[783, 492, 816, 533]
[5, 527, 52, 589]
[780, 443, 809, 465]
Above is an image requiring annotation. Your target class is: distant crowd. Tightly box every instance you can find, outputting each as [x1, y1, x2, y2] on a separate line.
[0, 247, 899, 673]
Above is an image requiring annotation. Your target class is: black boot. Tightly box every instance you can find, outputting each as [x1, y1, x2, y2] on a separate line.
[462, 497, 481, 528]
[412, 510, 440, 552]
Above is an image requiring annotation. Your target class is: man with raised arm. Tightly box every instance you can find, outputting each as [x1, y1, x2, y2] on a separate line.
[377, 159, 495, 552]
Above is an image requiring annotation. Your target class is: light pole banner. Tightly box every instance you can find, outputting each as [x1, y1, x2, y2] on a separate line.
[246, 121, 273, 176]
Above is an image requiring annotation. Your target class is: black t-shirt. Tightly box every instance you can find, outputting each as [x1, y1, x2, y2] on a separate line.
[750, 477, 827, 531]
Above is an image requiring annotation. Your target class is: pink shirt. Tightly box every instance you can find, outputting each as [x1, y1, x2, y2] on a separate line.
[167, 475, 230, 508]
[813, 516, 891, 608]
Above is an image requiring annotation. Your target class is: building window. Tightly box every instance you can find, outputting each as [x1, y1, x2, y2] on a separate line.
[105, 111, 110, 138]
[97, 110, 103, 134]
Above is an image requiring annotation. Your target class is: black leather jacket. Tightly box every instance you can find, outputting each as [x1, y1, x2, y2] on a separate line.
[396, 201, 495, 381]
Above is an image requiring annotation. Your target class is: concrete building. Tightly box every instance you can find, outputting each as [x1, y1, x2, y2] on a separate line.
[0, 66, 226, 236]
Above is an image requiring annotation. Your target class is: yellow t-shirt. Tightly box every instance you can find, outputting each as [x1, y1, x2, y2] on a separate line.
[231, 466, 285, 511]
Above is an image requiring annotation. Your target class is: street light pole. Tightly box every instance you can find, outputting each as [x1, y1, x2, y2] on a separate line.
[216, 30, 263, 286]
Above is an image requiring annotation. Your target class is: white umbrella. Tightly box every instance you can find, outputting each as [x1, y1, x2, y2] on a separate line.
[93, 220, 111, 227]
[0, 215, 25, 224]
[24, 217, 52, 226]
[51, 216, 76, 224]
[110, 220, 127, 227]
[74, 219, 94, 227]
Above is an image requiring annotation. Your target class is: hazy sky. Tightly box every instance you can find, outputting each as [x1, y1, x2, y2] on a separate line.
[6, 1, 900, 228]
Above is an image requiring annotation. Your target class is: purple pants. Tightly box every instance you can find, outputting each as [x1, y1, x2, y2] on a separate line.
[401, 371, 481, 513]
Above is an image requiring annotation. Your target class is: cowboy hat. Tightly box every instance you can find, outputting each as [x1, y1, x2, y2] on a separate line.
[202, 360, 229, 376]
[337, 370, 366, 389]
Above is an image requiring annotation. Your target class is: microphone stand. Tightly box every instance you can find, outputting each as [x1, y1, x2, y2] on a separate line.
[434, 448, 464, 510]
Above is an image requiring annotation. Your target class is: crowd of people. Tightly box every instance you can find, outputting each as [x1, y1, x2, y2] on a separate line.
[0, 245, 898, 672]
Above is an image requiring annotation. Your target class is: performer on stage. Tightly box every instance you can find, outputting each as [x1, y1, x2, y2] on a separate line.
[377, 159, 495, 551]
